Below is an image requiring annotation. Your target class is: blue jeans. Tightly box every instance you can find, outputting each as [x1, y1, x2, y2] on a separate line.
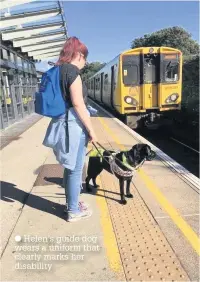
[63, 130, 88, 213]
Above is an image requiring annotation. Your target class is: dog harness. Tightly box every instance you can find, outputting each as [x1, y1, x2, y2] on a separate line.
[87, 147, 145, 178]
[109, 153, 134, 177]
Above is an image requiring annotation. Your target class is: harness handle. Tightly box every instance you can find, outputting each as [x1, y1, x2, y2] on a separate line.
[92, 142, 133, 170]
[91, 142, 111, 166]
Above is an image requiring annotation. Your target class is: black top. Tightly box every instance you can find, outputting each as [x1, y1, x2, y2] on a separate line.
[59, 63, 88, 107]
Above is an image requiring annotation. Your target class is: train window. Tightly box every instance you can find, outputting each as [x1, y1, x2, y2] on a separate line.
[122, 55, 139, 85]
[113, 67, 117, 90]
[123, 65, 138, 85]
[95, 78, 98, 90]
[98, 77, 100, 90]
[165, 61, 179, 82]
[144, 58, 156, 83]
[143, 54, 160, 83]
[104, 74, 108, 90]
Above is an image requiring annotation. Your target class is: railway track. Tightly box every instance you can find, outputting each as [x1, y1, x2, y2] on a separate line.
[135, 127, 199, 178]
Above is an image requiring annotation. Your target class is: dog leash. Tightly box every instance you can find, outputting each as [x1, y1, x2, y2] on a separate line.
[91, 142, 115, 166]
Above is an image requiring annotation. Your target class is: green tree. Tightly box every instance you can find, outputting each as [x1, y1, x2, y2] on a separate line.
[131, 26, 199, 55]
[182, 55, 199, 119]
[81, 62, 106, 81]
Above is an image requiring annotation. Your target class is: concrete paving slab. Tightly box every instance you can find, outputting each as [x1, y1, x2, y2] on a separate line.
[1, 117, 50, 256]
[0, 180, 125, 281]
[141, 161, 199, 215]
[0, 113, 43, 149]
[156, 217, 200, 282]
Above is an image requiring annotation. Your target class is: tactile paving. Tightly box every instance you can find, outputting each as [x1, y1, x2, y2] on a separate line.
[94, 118, 190, 281]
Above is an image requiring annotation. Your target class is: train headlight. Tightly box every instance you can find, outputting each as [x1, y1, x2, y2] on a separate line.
[125, 96, 132, 104]
[170, 93, 179, 101]
[165, 93, 179, 103]
[124, 96, 138, 105]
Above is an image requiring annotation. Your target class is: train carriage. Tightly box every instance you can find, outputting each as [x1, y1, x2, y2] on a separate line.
[86, 47, 182, 129]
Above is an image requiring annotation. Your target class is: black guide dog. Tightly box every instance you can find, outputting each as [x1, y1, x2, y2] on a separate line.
[85, 143, 156, 204]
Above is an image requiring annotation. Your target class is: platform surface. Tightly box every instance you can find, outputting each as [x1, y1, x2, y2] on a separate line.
[0, 102, 199, 281]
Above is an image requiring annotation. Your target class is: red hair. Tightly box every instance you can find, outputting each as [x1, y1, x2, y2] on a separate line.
[56, 36, 88, 65]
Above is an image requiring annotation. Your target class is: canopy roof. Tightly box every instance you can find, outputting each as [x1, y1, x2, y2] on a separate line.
[0, 0, 67, 61]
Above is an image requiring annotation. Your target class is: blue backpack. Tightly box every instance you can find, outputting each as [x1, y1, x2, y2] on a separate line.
[35, 66, 67, 118]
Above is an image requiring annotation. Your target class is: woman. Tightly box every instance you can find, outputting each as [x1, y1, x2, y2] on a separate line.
[43, 37, 97, 222]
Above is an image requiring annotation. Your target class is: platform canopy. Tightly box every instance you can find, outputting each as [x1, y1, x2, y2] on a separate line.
[0, 0, 38, 10]
[0, 0, 67, 61]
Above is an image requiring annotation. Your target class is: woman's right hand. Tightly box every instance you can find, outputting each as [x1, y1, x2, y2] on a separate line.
[88, 129, 98, 144]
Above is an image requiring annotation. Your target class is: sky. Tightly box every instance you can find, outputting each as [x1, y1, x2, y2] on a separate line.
[6, 0, 197, 71]
[63, 1, 199, 64]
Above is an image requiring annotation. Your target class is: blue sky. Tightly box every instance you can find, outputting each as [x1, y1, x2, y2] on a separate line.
[29, 0, 198, 70]
[3, 0, 198, 70]
[63, 1, 199, 64]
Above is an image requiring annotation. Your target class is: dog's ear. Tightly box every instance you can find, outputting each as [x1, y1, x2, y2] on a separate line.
[130, 145, 136, 153]
[131, 144, 138, 151]
[131, 143, 144, 152]
[139, 144, 153, 159]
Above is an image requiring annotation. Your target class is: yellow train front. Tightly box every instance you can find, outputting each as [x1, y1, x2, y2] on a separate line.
[87, 47, 182, 129]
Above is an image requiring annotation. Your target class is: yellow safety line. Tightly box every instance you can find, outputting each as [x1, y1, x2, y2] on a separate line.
[97, 116, 200, 256]
[95, 176, 123, 273]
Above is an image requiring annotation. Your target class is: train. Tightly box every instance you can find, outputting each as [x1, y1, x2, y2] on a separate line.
[85, 47, 182, 129]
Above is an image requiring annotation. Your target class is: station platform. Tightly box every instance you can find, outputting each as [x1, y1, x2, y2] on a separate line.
[0, 100, 199, 281]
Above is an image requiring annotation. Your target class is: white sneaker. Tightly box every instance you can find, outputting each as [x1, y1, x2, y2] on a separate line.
[64, 201, 89, 213]
[67, 209, 92, 222]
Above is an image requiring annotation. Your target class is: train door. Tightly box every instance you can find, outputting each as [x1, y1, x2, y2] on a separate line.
[94, 77, 96, 99]
[111, 66, 115, 108]
[91, 78, 95, 99]
[100, 72, 104, 103]
[102, 74, 109, 105]
[95, 75, 101, 102]
[143, 54, 159, 108]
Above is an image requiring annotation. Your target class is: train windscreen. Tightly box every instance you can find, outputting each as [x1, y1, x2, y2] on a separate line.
[122, 55, 140, 85]
[161, 54, 179, 83]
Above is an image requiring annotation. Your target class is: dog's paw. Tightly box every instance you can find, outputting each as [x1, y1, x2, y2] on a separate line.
[120, 199, 127, 205]
[126, 193, 133, 198]
[93, 184, 99, 188]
